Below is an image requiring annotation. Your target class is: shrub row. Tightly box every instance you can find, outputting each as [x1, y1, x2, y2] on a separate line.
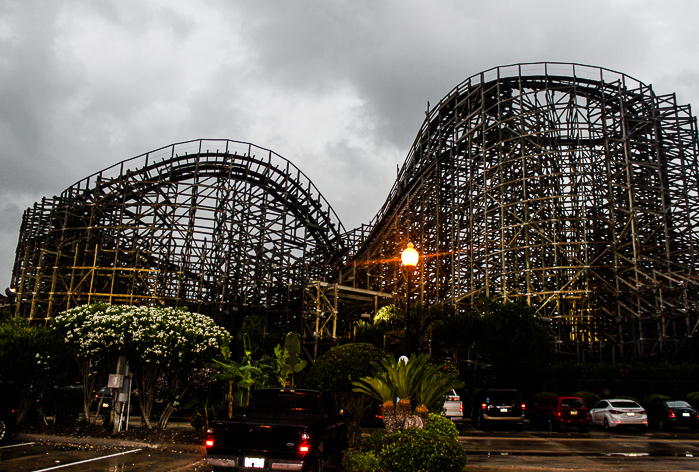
[342, 414, 467, 472]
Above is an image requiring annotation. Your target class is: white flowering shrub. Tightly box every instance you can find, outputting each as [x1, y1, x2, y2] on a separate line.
[53, 304, 231, 428]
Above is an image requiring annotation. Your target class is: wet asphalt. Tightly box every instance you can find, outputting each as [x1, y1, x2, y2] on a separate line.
[2, 421, 699, 471]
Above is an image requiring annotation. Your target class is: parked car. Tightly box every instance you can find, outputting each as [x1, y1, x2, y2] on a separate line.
[590, 399, 648, 431]
[472, 388, 525, 431]
[92, 386, 113, 411]
[442, 389, 463, 428]
[646, 399, 699, 432]
[361, 402, 385, 427]
[0, 406, 16, 444]
[531, 396, 590, 432]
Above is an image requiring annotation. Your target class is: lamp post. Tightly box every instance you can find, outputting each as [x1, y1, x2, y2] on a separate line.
[401, 242, 419, 322]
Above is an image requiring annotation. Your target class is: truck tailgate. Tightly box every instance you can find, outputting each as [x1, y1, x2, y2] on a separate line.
[208, 420, 307, 457]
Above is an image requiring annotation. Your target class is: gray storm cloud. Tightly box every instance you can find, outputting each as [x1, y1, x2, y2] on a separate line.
[2, 0, 699, 286]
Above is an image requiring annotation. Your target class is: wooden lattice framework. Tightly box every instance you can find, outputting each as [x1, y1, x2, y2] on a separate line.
[11, 139, 347, 334]
[11, 63, 699, 361]
[340, 63, 699, 361]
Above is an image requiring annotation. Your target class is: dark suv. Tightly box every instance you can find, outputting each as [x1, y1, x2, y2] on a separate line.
[472, 389, 525, 430]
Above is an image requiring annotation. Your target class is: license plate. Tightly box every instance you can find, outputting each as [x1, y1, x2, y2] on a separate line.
[626, 412, 635, 417]
[102, 403, 110, 408]
[683, 413, 691, 417]
[500, 408, 509, 412]
[244, 457, 265, 468]
[570, 410, 578, 415]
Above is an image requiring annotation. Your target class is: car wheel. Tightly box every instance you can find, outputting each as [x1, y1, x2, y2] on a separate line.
[603, 418, 611, 431]
[546, 419, 555, 431]
[659, 419, 667, 431]
[313, 456, 325, 472]
[476, 414, 484, 430]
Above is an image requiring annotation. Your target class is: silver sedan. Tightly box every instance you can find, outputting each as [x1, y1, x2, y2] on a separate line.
[590, 399, 648, 431]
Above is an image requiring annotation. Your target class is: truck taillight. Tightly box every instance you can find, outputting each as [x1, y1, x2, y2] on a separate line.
[481, 403, 487, 410]
[460, 404, 463, 414]
[521, 403, 526, 411]
[299, 433, 310, 455]
[205, 428, 214, 448]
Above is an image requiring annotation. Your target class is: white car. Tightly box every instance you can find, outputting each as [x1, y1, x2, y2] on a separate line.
[442, 389, 463, 428]
[590, 399, 648, 432]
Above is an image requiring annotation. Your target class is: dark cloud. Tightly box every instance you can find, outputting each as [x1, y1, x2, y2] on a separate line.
[2, 0, 699, 285]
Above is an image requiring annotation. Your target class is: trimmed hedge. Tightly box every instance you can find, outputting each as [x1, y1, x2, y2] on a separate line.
[342, 449, 381, 472]
[378, 428, 467, 472]
[687, 392, 699, 408]
[425, 413, 459, 442]
[611, 394, 640, 403]
[571, 391, 601, 409]
[531, 391, 558, 406]
[644, 394, 671, 404]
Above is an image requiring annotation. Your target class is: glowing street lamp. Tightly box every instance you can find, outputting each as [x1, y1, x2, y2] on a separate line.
[401, 242, 419, 268]
[401, 242, 420, 324]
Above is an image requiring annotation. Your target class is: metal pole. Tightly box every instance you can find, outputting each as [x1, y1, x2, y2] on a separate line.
[125, 373, 132, 431]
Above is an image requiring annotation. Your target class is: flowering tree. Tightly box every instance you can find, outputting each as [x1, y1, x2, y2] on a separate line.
[53, 304, 230, 428]
[53, 303, 128, 422]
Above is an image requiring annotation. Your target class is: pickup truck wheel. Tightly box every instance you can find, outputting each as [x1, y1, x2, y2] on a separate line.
[546, 419, 555, 431]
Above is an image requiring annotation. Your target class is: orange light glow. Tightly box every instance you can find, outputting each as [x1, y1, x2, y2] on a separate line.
[401, 243, 419, 267]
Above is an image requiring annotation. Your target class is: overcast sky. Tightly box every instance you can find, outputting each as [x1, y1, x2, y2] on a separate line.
[2, 0, 699, 287]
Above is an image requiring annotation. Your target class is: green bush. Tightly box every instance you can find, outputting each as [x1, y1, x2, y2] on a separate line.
[306, 343, 386, 444]
[644, 394, 671, 405]
[357, 429, 389, 453]
[425, 413, 459, 442]
[342, 449, 381, 472]
[686, 392, 699, 408]
[378, 428, 467, 472]
[531, 391, 558, 406]
[572, 391, 601, 409]
[611, 395, 639, 403]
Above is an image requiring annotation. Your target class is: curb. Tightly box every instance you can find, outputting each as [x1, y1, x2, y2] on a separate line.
[17, 433, 206, 454]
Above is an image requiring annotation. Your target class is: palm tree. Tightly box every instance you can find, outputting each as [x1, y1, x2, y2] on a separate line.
[353, 353, 463, 429]
[351, 370, 396, 419]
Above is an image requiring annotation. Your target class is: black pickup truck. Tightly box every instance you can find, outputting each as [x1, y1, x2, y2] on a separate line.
[206, 388, 348, 472]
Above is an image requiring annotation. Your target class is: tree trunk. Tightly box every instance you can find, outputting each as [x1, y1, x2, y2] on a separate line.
[157, 379, 192, 429]
[134, 368, 158, 429]
[77, 358, 103, 424]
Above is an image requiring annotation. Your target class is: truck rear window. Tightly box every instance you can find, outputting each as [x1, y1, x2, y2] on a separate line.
[251, 391, 322, 412]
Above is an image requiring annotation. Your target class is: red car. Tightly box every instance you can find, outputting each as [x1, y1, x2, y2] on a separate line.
[531, 396, 590, 432]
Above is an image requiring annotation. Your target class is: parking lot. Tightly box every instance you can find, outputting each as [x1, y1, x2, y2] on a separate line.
[2, 421, 699, 471]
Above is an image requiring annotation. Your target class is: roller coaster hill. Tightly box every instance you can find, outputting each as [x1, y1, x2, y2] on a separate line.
[9, 63, 699, 362]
